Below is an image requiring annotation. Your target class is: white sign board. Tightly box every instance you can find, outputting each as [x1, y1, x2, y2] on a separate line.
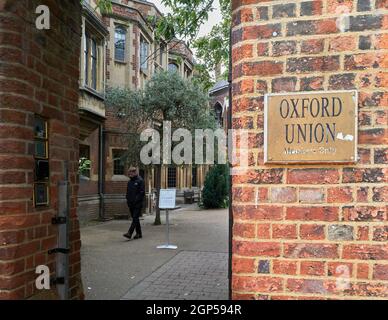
[159, 189, 176, 209]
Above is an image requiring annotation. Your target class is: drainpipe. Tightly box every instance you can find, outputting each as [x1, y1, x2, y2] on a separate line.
[98, 124, 105, 220]
[228, 27, 233, 301]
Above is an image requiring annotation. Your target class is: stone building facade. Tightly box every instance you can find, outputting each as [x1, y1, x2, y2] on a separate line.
[77, 0, 109, 224]
[77, 1, 209, 223]
[0, 0, 83, 299]
[231, 0, 387, 299]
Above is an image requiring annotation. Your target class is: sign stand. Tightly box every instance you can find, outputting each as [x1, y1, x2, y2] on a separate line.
[157, 189, 177, 250]
[157, 209, 177, 250]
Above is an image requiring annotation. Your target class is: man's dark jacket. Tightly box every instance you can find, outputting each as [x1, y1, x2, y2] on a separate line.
[126, 175, 145, 209]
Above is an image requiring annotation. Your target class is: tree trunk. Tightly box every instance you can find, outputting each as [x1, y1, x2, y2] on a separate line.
[154, 164, 162, 225]
[154, 121, 166, 226]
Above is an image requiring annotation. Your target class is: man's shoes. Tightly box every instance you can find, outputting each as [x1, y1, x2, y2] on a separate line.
[133, 235, 142, 240]
[123, 233, 132, 240]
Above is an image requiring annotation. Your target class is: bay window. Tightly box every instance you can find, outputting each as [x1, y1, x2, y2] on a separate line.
[83, 33, 103, 92]
[115, 26, 126, 62]
[140, 36, 149, 73]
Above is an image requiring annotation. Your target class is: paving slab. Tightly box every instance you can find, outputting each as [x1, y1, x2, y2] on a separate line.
[122, 251, 228, 300]
[81, 205, 228, 300]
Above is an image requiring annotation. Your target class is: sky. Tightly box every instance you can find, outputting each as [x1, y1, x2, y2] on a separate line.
[149, 0, 222, 38]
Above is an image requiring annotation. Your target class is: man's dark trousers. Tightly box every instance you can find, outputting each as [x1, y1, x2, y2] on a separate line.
[128, 206, 142, 237]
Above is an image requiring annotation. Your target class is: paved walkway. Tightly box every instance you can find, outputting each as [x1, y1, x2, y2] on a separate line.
[122, 251, 228, 300]
[80, 205, 229, 300]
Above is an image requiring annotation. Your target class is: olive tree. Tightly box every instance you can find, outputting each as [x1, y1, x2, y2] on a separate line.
[106, 71, 216, 225]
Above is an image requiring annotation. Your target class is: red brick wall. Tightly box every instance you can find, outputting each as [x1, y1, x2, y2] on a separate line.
[0, 0, 83, 299]
[104, 199, 129, 218]
[231, 0, 387, 300]
[104, 106, 130, 217]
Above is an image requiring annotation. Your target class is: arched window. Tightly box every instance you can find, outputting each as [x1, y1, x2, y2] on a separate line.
[115, 26, 126, 62]
[214, 103, 223, 127]
[168, 62, 179, 73]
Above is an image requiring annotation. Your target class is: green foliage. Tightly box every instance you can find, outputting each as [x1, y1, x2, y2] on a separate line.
[192, 0, 231, 84]
[106, 71, 217, 167]
[201, 164, 229, 209]
[192, 64, 215, 92]
[155, 1, 231, 87]
[142, 71, 214, 131]
[148, 15, 176, 42]
[105, 87, 147, 169]
[79, 157, 91, 177]
[156, 0, 214, 42]
[156, 0, 231, 87]
[92, 0, 113, 13]
[106, 71, 217, 225]
[106, 86, 145, 125]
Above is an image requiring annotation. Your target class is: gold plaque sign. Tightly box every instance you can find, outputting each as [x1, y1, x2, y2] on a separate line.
[264, 90, 357, 164]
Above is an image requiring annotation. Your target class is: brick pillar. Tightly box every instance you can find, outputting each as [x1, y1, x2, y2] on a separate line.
[231, 0, 387, 299]
[0, 0, 83, 299]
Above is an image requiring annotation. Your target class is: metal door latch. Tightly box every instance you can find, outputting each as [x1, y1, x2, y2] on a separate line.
[48, 248, 70, 255]
[51, 216, 67, 225]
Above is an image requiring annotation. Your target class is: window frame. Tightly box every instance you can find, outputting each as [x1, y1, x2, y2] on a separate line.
[168, 62, 179, 74]
[153, 42, 164, 73]
[83, 31, 103, 93]
[159, 43, 165, 66]
[184, 64, 192, 78]
[140, 36, 149, 74]
[91, 38, 98, 90]
[112, 149, 126, 176]
[34, 116, 48, 160]
[84, 33, 90, 86]
[114, 25, 127, 63]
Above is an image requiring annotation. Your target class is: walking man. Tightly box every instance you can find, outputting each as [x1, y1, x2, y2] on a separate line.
[123, 167, 145, 240]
